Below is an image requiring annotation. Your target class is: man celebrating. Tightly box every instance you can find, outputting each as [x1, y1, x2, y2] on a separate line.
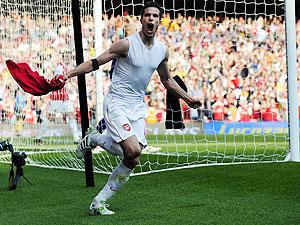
[64, 2, 200, 215]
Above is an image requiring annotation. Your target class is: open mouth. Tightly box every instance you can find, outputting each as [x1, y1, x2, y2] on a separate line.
[147, 23, 154, 31]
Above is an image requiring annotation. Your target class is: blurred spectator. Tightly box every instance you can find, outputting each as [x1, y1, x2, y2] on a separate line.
[0, 10, 299, 128]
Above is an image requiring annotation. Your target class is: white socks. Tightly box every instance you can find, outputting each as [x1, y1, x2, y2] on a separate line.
[94, 162, 132, 203]
[91, 132, 123, 157]
[91, 131, 130, 204]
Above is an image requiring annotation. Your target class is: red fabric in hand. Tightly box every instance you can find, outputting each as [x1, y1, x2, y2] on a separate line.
[5, 60, 65, 96]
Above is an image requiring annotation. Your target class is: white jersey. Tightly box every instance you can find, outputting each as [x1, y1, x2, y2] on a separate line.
[103, 33, 166, 145]
[108, 32, 167, 103]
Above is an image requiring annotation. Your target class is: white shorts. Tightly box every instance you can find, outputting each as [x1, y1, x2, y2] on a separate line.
[103, 95, 147, 146]
[48, 100, 74, 114]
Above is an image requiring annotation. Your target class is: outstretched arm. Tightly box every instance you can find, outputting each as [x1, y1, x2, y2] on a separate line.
[157, 48, 201, 108]
[64, 39, 129, 80]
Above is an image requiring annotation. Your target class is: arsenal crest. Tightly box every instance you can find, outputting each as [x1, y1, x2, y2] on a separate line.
[122, 123, 131, 131]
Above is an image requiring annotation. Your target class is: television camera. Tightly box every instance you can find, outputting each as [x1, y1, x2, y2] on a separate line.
[0, 140, 32, 190]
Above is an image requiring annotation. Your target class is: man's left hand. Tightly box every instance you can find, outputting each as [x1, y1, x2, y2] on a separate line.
[187, 97, 201, 109]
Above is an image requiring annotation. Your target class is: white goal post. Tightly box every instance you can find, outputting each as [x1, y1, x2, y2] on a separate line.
[0, 0, 299, 176]
[285, 0, 299, 162]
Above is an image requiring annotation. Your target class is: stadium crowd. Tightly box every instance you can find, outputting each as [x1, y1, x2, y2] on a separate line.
[0, 11, 300, 127]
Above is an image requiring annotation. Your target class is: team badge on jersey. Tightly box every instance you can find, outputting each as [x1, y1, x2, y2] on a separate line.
[122, 123, 131, 131]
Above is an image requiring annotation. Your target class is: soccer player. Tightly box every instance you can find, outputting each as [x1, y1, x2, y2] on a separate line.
[96, 18, 138, 132]
[63, 2, 201, 215]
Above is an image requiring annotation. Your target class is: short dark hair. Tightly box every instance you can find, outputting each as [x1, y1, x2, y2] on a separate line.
[140, 1, 162, 19]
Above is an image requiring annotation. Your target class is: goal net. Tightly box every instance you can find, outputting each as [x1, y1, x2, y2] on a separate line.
[0, 0, 293, 175]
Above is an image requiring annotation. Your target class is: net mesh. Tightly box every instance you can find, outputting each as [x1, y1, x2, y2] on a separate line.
[0, 0, 292, 175]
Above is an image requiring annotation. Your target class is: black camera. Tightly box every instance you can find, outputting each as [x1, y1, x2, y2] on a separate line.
[12, 152, 27, 167]
[0, 141, 27, 167]
[0, 140, 32, 190]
